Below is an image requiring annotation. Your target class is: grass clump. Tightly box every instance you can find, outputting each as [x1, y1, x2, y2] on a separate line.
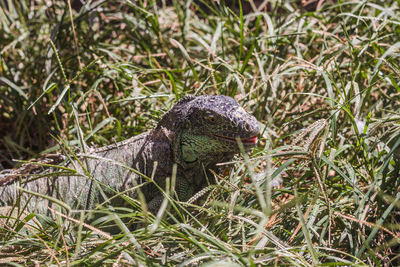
[1, 0, 400, 265]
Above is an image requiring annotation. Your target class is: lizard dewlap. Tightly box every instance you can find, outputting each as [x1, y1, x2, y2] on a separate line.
[0, 95, 259, 216]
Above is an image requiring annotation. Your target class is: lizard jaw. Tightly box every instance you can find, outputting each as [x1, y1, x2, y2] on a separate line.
[213, 134, 258, 145]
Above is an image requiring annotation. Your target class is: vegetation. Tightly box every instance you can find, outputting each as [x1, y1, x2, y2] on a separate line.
[1, 0, 399, 265]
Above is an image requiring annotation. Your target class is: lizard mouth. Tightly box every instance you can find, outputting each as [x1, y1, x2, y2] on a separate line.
[214, 134, 258, 145]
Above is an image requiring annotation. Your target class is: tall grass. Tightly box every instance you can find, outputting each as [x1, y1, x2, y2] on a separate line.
[1, 0, 399, 265]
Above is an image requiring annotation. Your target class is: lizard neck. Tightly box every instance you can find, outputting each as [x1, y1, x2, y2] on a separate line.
[178, 130, 234, 166]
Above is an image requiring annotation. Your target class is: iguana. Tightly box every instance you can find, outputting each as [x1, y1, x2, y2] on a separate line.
[0, 95, 259, 216]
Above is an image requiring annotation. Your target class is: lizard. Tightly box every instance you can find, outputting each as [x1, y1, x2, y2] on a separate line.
[0, 95, 259, 217]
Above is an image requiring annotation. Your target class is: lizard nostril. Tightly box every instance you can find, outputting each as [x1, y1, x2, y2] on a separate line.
[243, 122, 252, 132]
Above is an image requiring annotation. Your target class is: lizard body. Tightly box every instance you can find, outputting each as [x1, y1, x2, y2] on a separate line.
[0, 95, 259, 215]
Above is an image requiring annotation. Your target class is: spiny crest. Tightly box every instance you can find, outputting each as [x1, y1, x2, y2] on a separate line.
[0, 154, 66, 186]
[155, 95, 196, 131]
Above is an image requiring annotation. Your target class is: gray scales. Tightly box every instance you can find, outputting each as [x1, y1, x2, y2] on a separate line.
[0, 95, 259, 216]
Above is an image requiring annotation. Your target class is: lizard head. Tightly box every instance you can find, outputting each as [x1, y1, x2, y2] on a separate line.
[177, 95, 259, 163]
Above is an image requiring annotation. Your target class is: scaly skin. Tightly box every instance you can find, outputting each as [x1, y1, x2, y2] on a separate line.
[0, 95, 259, 215]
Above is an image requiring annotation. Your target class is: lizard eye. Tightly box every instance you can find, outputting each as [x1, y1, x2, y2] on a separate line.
[204, 114, 218, 123]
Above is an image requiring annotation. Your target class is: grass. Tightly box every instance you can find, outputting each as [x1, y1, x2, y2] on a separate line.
[1, 0, 400, 265]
